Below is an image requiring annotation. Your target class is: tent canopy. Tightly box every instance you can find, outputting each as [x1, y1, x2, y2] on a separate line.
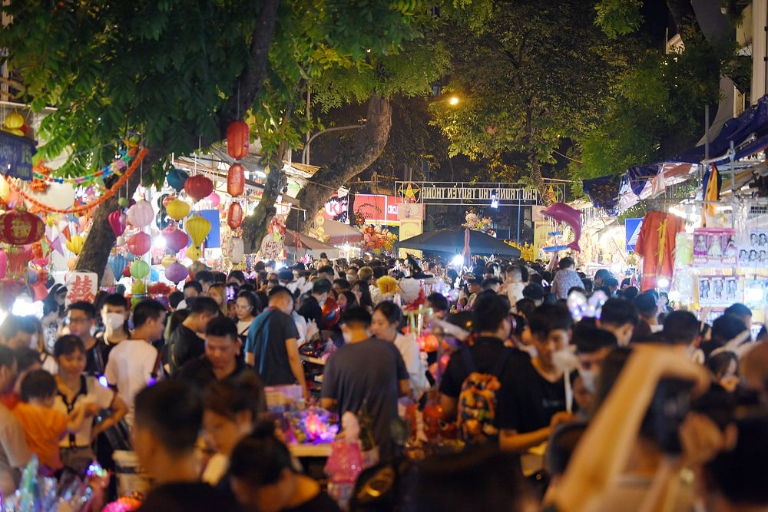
[399, 228, 521, 257]
[284, 230, 340, 259]
[321, 220, 363, 245]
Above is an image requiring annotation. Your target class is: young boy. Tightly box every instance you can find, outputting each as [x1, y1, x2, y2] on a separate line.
[12, 369, 89, 472]
[498, 303, 575, 453]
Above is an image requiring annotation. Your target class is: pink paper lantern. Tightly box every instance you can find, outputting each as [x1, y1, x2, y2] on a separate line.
[163, 227, 189, 254]
[127, 232, 151, 256]
[207, 192, 221, 207]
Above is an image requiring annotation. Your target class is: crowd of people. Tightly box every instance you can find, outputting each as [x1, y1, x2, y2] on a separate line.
[0, 251, 766, 512]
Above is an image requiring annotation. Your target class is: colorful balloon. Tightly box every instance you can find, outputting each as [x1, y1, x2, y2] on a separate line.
[541, 202, 583, 252]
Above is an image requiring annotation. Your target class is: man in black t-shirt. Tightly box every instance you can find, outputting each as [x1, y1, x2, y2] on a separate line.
[167, 298, 220, 375]
[498, 303, 575, 453]
[297, 279, 331, 327]
[133, 380, 238, 512]
[439, 293, 517, 437]
[177, 317, 255, 390]
[66, 302, 103, 376]
[245, 287, 308, 399]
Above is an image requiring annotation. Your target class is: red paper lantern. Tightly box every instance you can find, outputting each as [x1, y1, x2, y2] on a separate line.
[184, 174, 214, 202]
[0, 208, 45, 245]
[227, 163, 245, 197]
[163, 226, 189, 254]
[226, 121, 250, 159]
[127, 232, 151, 256]
[228, 202, 244, 229]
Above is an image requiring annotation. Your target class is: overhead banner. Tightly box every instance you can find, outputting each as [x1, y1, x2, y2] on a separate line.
[397, 181, 538, 205]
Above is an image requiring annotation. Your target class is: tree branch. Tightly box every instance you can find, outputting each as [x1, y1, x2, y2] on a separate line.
[218, 0, 280, 134]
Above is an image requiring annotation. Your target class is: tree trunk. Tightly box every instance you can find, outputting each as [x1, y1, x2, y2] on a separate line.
[287, 95, 392, 233]
[241, 151, 283, 253]
[75, 148, 164, 283]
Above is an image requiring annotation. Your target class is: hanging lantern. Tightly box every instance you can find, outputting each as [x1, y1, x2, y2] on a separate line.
[165, 261, 188, 283]
[0, 208, 45, 245]
[130, 260, 150, 280]
[0, 250, 7, 279]
[228, 202, 244, 229]
[185, 215, 211, 248]
[161, 255, 177, 268]
[207, 192, 221, 207]
[108, 254, 129, 278]
[167, 168, 189, 192]
[186, 246, 201, 261]
[126, 200, 154, 228]
[66, 234, 85, 255]
[166, 199, 191, 221]
[163, 226, 189, 253]
[227, 164, 245, 197]
[226, 121, 250, 159]
[162, 195, 177, 208]
[228, 237, 244, 263]
[127, 232, 151, 256]
[4, 112, 24, 129]
[108, 211, 126, 237]
[185, 175, 214, 202]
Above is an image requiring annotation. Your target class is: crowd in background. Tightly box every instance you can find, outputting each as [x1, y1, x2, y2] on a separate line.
[0, 251, 765, 512]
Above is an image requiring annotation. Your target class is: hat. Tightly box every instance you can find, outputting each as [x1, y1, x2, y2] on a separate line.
[466, 275, 481, 285]
[278, 270, 294, 282]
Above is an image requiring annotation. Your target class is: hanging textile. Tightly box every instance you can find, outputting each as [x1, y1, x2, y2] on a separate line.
[582, 174, 623, 216]
[701, 163, 721, 226]
[634, 211, 686, 291]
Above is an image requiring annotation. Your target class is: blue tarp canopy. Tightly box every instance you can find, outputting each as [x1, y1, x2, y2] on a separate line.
[670, 95, 768, 164]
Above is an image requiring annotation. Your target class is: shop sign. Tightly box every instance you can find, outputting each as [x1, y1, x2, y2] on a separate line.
[0, 131, 36, 181]
[625, 218, 643, 251]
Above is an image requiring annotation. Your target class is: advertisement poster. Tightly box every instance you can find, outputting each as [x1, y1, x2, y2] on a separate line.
[699, 275, 741, 306]
[693, 228, 737, 267]
[738, 229, 768, 265]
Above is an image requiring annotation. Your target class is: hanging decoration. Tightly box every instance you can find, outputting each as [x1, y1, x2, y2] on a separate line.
[130, 259, 150, 280]
[226, 121, 250, 159]
[165, 261, 188, 283]
[184, 174, 214, 202]
[108, 254, 129, 279]
[166, 199, 191, 221]
[207, 192, 221, 207]
[167, 168, 189, 192]
[161, 255, 177, 268]
[126, 200, 154, 228]
[228, 202, 244, 229]
[260, 216, 285, 260]
[108, 211, 126, 237]
[163, 226, 189, 254]
[8, 148, 148, 214]
[227, 164, 245, 197]
[0, 207, 45, 245]
[186, 215, 211, 250]
[186, 246, 202, 261]
[127, 232, 151, 256]
[228, 237, 244, 263]
[2, 112, 25, 136]
[65, 234, 85, 255]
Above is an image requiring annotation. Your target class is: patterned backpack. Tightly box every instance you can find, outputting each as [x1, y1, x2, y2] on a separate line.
[456, 347, 513, 443]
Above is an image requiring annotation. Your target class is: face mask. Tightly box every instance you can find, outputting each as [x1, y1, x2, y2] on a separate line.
[106, 312, 125, 331]
[551, 348, 578, 372]
[579, 368, 597, 394]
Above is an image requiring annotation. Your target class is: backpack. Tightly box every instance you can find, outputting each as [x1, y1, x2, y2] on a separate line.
[456, 347, 513, 444]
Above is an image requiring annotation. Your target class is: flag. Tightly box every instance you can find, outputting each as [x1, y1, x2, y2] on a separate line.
[702, 163, 720, 226]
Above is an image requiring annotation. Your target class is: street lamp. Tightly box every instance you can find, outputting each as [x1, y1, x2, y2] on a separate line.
[448, 96, 460, 106]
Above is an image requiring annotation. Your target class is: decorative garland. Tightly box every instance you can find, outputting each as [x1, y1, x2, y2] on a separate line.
[8, 148, 148, 214]
[32, 151, 132, 184]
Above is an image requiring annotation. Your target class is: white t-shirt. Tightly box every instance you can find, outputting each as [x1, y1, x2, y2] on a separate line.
[104, 339, 158, 427]
[394, 333, 429, 398]
[54, 375, 115, 448]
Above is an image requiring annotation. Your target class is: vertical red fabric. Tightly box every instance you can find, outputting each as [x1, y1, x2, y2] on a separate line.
[634, 211, 685, 291]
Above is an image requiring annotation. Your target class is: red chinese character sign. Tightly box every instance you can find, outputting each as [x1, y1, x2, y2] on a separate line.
[0, 208, 45, 245]
[65, 271, 97, 306]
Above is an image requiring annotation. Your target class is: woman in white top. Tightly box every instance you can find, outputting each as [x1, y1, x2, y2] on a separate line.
[53, 335, 127, 473]
[370, 301, 428, 399]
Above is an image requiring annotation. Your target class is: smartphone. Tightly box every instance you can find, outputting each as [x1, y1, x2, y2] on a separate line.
[226, 285, 236, 301]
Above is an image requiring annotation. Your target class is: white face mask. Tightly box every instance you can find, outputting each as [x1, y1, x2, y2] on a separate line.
[105, 312, 125, 331]
[551, 348, 579, 372]
[579, 368, 597, 394]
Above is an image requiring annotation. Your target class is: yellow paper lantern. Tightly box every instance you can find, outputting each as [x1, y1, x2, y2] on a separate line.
[4, 113, 24, 129]
[66, 234, 85, 255]
[132, 280, 146, 294]
[185, 215, 211, 248]
[67, 258, 76, 270]
[161, 255, 177, 268]
[166, 199, 191, 221]
[186, 246, 201, 261]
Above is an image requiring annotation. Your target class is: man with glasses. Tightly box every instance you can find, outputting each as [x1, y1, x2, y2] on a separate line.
[66, 302, 102, 376]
